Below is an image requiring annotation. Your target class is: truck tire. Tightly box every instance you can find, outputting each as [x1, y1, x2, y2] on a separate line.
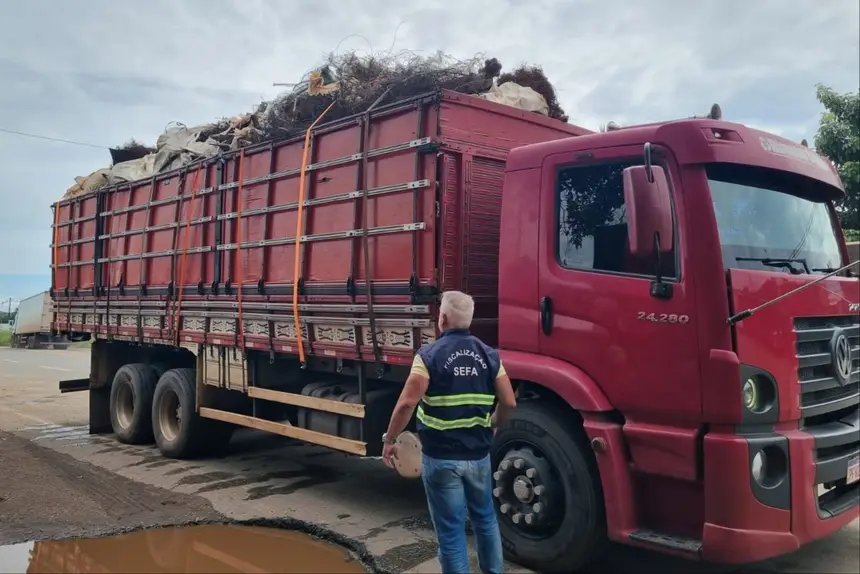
[109, 363, 159, 444]
[491, 401, 606, 573]
[151, 368, 234, 458]
[149, 362, 169, 380]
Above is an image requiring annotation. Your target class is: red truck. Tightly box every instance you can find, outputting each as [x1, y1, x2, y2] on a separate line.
[51, 90, 859, 572]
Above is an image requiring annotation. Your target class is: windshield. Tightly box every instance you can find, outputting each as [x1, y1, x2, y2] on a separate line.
[708, 168, 842, 275]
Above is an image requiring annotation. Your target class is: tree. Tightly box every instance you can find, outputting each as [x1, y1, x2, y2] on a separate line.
[813, 84, 859, 231]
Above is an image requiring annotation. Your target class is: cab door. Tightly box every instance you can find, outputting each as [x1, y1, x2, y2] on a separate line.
[537, 145, 701, 422]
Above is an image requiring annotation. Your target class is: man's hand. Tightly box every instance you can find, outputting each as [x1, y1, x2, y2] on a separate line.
[382, 442, 398, 469]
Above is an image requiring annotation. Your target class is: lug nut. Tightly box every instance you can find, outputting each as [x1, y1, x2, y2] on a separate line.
[493, 487, 503, 498]
[533, 485, 545, 496]
[499, 503, 511, 514]
[500, 460, 511, 471]
[493, 471, 503, 481]
[512, 513, 522, 524]
[513, 459, 524, 469]
[524, 513, 534, 525]
[532, 503, 543, 513]
[525, 468, 536, 478]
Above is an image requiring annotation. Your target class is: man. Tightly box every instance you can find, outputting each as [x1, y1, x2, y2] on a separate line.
[382, 290, 517, 574]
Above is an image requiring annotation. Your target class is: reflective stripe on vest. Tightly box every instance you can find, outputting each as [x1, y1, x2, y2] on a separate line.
[421, 393, 495, 407]
[416, 405, 492, 431]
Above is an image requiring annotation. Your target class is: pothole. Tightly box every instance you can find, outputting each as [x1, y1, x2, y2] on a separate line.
[0, 523, 368, 573]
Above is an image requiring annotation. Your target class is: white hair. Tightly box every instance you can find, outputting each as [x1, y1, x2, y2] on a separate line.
[440, 290, 475, 329]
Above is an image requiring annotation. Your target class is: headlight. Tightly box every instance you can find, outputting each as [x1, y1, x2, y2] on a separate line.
[743, 378, 759, 411]
[752, 451, 764, 483]
[742, 374, 775, 415]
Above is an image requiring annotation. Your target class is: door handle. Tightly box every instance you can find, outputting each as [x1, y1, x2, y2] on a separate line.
[540, 296, 553, 335]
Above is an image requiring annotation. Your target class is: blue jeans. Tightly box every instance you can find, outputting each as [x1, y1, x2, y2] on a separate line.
[421, 454, 504, 574]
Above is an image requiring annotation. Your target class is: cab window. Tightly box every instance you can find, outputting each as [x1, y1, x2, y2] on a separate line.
[556, 160, 678, 278]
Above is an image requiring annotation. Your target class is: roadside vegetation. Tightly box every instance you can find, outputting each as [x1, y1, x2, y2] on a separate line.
[814, 84, 859, 236]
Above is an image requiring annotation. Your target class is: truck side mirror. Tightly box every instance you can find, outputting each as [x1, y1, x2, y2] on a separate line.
[622, 165, 673, 259]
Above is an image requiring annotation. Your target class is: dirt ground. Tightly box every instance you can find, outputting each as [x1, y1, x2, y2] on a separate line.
[0, 429, 221, 545]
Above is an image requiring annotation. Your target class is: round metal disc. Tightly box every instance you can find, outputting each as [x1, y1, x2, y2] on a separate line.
[393, 431, 422, 479]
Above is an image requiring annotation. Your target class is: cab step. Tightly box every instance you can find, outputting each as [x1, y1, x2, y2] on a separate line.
[628, 530, 703, 555]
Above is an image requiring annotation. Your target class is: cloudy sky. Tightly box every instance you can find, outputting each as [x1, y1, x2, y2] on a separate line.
[0, 0, 858, 304]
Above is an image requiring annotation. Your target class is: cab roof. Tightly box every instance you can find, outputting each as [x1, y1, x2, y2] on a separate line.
[507, 118, 844, 195]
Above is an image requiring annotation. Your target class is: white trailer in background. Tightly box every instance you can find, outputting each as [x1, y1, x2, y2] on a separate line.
[11, 291, 68, 349]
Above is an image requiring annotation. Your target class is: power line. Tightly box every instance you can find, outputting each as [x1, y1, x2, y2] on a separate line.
[0, 127, 108, 149]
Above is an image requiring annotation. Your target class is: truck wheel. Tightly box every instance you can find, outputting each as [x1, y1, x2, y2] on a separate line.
[491, 401, 606, 573]
[26, 336, 36, 349]
[152, 368, 211, 459]
[149, 362, 169, 379]
[109, 363, 159, 444]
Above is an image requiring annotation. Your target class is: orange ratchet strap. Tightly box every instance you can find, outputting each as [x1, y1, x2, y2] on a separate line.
[235, 149, 246, 348]
[292, 100, 336, 365]
[174, 163, 203, 344]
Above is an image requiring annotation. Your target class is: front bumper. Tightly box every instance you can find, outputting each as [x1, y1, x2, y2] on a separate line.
[702, 421, 859, 564]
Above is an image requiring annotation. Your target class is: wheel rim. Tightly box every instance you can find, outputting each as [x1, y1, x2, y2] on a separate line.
[158, 389, 182, 442]
[493, 443, 565, 537]
[115, 383, 134, 430]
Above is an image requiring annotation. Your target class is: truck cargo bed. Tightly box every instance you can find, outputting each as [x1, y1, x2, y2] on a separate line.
[51, 90, 585, 364]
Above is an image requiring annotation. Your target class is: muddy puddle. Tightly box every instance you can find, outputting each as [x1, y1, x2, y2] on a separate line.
[0, 524, 367, 573]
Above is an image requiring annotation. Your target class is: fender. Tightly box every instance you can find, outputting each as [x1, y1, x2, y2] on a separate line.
[499, 349, 613, 412]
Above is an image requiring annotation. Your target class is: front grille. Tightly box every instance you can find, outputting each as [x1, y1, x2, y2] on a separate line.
[793, 315, 859, 422]
[794, 314, 860, 515]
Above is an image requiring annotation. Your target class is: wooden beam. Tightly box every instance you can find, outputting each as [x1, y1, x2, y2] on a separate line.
[247, 386, 366, 419]
[199, 407, 366, 456]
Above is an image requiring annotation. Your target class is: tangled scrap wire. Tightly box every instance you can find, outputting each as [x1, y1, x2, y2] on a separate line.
[254, 50, 569, 141]
[110, 138, 156, 164]
[100, 50, 569, 181]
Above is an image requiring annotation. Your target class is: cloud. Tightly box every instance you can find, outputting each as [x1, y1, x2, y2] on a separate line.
[0, 0, 857, 288]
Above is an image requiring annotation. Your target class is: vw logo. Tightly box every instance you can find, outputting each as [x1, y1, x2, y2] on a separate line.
[831, 330, 853, 385]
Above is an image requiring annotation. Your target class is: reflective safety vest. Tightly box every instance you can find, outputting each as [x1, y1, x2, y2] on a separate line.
[414, 329, 500, 460]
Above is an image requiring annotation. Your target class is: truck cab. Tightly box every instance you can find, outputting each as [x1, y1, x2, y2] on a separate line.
[494, 116, 858, 569]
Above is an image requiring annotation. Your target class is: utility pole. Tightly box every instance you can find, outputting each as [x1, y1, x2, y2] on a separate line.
[3, 297, 17, 322]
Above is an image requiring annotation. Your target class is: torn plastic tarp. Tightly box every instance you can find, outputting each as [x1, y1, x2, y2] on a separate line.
[63, 117, 260, 199]
[481, 81, 549, 116]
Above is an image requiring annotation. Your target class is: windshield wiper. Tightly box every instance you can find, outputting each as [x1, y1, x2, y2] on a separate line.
[735, 256, 810, 275]
[812, 266, 856, 277]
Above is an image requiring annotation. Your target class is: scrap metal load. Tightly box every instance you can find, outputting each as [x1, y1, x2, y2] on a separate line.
[64, 51, 567, 199]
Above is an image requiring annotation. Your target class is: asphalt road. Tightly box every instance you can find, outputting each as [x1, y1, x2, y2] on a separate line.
[0, 346, 858, 573]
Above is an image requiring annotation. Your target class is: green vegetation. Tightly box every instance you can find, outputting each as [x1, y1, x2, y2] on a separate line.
[0, 330, 11, 347]
[813, 84, 859, 232]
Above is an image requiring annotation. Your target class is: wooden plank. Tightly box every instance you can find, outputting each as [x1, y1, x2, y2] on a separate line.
[247, 386, 366, 419]
[199, 407, 366, 456]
